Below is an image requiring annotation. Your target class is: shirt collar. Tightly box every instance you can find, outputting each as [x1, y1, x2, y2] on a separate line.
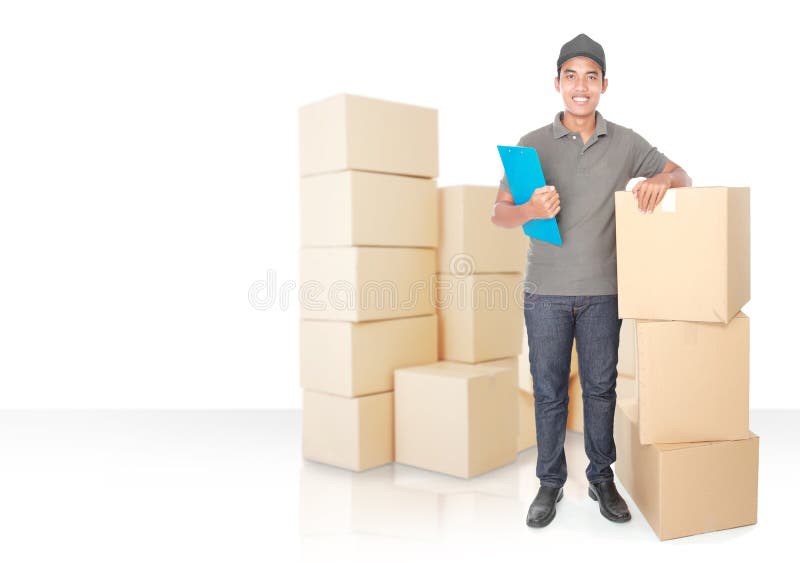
[552, 110, 608, 139]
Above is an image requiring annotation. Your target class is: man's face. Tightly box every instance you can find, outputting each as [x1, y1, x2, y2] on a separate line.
[554, 56, 607, 117]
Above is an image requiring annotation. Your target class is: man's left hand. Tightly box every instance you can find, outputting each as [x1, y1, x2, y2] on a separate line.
[632, 173, 672, 214]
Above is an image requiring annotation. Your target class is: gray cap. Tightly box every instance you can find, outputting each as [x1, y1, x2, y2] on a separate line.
[557, 33, 606, 77]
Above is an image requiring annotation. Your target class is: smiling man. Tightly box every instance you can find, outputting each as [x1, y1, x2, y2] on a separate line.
[491, 33, 692, 529]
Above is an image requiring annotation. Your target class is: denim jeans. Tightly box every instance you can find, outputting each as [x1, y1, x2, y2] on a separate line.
[523, 292, 622, 488]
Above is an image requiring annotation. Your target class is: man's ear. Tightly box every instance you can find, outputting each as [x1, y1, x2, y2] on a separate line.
[554, 76, 560, 93]
[601, 78, 608, 94]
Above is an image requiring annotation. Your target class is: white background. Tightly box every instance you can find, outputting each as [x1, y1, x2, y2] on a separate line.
[1, 0, 797, 409]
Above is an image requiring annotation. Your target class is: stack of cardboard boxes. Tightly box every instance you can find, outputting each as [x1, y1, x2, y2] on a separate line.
[393, 186, 530, 478]
[298, 93, 439, 471]
[612, 186, 758, 541]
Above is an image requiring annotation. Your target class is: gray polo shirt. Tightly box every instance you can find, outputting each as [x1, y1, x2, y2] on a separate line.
[499, 110, 669, 296]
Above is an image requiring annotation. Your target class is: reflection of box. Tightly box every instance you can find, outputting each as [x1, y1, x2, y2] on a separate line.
[567, 373, 633, 433]
[298, 93, 438, 178]
[300, 247, 435, 322]
[436, 273, 523, 362]
[619, 313, 750, 444]
[300, 170, 437, 248]
[302, 389, 394, 471]
[614, 398, 759, 541]
[438, 186, 528, 274]
[615, 186, 750, 322]
[300, 315, 437, 397]
[394, 361, 517, 478]
[299, 464, 441, 540]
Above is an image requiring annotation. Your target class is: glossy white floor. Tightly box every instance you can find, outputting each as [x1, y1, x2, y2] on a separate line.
[0, 409, 795, 562]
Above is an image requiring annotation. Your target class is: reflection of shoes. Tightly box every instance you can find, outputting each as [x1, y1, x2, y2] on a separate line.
[525, 485, 564, 528]
[588, 480, 631, 523]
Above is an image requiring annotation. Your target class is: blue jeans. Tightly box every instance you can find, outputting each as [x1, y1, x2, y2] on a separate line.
[523, 292, 622, 488]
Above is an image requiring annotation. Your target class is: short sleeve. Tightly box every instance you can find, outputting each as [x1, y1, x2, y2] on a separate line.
[629, 130, 669, 179]
[498, 136, 525, 193]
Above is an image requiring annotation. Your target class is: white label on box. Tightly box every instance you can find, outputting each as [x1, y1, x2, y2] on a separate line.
[660, 190, 676, 213]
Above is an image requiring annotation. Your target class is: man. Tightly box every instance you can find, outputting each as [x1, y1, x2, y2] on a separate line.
[491, 33, 692, 529]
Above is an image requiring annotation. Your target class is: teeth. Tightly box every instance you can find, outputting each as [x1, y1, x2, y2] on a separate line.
[573, 97, 588, 101]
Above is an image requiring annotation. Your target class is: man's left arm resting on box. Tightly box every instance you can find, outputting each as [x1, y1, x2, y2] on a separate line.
[633, 160, 693, 213]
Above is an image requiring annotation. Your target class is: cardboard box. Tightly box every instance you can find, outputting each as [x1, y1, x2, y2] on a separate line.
[394, 361, 517, 478]
[392, 451, 521, 498]
[300, 170, 437, 248]
[438, 186, 528, 274]
[614, 398, 759, 541]
[300, 247, 435, 322]
[615, 186, 750, 322]
[436, 273, 524, 362]
[566, 372, 633, 433]
[517, 333, 579, 392]
[621, 313, 750, 444]
[298, 93, 438, 178]
[300, 315, 437, 397]
[477, 356, 536, 452]
[302, 389, 394, 471]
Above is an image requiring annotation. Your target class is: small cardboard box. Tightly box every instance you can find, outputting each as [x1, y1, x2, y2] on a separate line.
[438, 186, 528, 274]
[620, 313, 750, 444]
[302, 389, 394, 471]
[394, 361, 517, 478]
[615, 186, 749, 323]
[300, 247, 435, 322]
[436, 273, 524, 363]
[298, 93, 438, 178]
[300, 315, 437, 397]
[300, 170, 437, 248]
[477, 356, 537, 452]
[614, 398, 759, 541]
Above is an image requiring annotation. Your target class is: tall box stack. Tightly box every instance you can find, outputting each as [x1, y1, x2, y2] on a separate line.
[393, 186, 530, 478]
[298, 93, 439, 471]
[613, 186, 758, 541]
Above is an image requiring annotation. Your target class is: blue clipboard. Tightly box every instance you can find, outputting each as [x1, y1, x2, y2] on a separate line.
[497, 145, 562, 246]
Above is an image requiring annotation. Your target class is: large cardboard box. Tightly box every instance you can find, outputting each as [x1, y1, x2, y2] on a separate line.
[567, 372, 633, 433]
[394, 361, 517, 478]
[438, 186, 528, 274]
[300, 170, 437, 248]
[302, 389, 394, 471]
[620, 313, 750, 444]
[436, 273, 524, 362]
[615, 186, 750, 322]
[614, 398, 759, 541]
[300, 315, 437, 397]
[298, 93, 438, 178]
[300, 247, 435, 322]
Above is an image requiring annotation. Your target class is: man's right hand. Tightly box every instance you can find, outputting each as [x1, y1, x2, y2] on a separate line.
[525, 186, 561, 219]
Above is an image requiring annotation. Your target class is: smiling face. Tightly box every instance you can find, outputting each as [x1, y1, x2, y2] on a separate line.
[554, 56, 607, 118]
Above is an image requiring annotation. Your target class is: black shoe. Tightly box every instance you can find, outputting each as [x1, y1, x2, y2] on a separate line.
[526, 484, 564, 528]
[588, 480, 631, 523]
